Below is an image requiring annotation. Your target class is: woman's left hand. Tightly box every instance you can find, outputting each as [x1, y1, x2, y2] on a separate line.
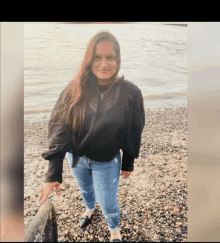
[121, 171, 132, 178]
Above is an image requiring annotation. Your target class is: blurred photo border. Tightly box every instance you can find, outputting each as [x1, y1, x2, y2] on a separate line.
[1, 22, 24, 241]
[188, 22, 220, 241]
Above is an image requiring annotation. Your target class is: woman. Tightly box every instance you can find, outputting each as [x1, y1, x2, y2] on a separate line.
[38, 30, 145, 242]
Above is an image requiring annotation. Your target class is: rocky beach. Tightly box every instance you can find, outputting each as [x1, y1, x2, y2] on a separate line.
[24, 103, 187, 242]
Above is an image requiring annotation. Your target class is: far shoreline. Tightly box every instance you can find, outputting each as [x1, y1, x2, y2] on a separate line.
[163, 24, 187, 27]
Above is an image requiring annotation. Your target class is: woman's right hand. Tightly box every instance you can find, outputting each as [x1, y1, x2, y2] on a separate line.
[38, 181, 60, 207]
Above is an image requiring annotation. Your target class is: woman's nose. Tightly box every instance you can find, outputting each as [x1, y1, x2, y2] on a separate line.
[100, 58, 108, 67]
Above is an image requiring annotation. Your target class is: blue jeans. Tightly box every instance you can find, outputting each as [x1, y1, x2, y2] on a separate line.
[66, 152, 121, 232]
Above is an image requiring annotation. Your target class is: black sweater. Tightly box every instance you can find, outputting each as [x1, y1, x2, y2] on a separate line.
[42, 76, 145, 183]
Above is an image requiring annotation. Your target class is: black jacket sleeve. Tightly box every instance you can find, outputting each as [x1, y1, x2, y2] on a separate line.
[121, 88, 145, 171]
[42, 88, 72, 183]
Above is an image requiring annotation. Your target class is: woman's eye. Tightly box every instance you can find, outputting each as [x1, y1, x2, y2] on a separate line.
[94, 56, 116, 61]
[107, 56, 115, 60]
[94, 56, 101, 60]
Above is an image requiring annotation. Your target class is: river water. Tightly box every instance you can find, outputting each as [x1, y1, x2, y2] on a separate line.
[24, 23, 187, 114]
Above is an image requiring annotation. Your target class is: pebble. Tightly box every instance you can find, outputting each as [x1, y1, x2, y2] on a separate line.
[59, 236, 64, 241]
[123, 210, 128, 215]
[24, 194, 30, 200]
[31, 209, 38, 216]
[98, 236, 104, 241]
[24, 209, 31, 217]
[78, 229, 84, 237]
[164, 206, 170, 211]
[64, 230, 69, 235]
[24, 106, 188, 242]
[59, 214, 68, 221]
[173, 206, 180, 214]
[89, 235, 94, 240]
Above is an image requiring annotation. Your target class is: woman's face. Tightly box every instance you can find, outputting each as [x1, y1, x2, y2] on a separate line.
[91, 41, 117, 84]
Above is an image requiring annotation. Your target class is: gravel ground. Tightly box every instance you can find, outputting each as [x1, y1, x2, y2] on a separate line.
[24, 104, 187, 242]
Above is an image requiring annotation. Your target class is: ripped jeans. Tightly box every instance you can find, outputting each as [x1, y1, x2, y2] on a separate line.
[66, 152, 121, 232]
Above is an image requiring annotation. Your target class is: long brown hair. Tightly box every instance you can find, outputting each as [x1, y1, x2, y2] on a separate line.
[58, 30, 121, 144]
